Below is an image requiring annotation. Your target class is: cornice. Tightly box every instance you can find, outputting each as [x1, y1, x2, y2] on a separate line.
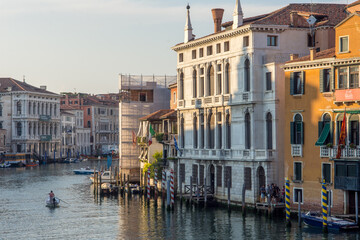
[284, 57, 360, 71]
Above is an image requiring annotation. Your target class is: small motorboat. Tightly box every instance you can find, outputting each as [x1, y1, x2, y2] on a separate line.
[45, 197, 60, 208]
[302, 211, 358, 231]
[90, 171, 116, 184]
[73, 167, 97, 175]
[0, 162, 11, 168]
[101, 183, 118, 195]
[26, 160, 39, 167]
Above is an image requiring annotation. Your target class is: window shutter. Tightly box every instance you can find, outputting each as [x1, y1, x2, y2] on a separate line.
[290, 122, 295, 144]
[319, 69, 324, 93]
[301, 71, 305, 95]
[290, 72, 294, 95]
[318, 121, 324, 137]
[301, 122, 304, 145]
[330, 67, 335, 91]
[330, 121, 334, 144]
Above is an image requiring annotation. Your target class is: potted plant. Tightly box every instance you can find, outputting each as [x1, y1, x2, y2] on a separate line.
[350, 143, 356, 149]
[326, 143, 333, 148]
[339, 144, 345, 149]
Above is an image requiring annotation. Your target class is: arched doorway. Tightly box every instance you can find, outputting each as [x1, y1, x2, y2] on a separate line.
[209, 164, 215, 192]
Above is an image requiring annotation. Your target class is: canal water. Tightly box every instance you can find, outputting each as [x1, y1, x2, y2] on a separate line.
[0, 162, 359, 240]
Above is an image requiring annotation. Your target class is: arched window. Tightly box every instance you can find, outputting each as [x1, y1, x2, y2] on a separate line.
[226, 114, 231, 149]
[193, 70, 197, 98]
[266, 113, 272, 149]
[245, 112, 251, 149]
[17, 101, 22, 115]
[41, 103, 44, 115]
[193, 116, 198, 148]
[28, 102, 31, 115]
[17, 122, 22, 136]
[0, 104, 3, 117]
[180, 117, 185, 148]
[200, 67, 205, 97]
[291, 114, 303, 144]
[200, 113, 204, 148]
[225, 63, 230, 94]
[37, 102, 40, 115]
[244, 59, 250, 92]
[50, 104, 53, 116]
[217, 112, 222, 149]
[349, 115, 359, 146]
[208, 65, 214, 96]
[33, 102, 36, 115]
[216, 64, 222, 95]
[179, 72, 184, 100]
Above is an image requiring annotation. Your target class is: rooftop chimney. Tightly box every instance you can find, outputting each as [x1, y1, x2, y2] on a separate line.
[40, 85, 47, 90]
[212, 8, 224, 33]
[310, 48, 316, 61]
[290, 54, 299, 61]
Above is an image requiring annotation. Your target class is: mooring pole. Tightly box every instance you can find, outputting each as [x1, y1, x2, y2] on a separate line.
[190, 176, 193, 204]
[170, 169, 174, 209]
[227, 178, 231, 209]
[285, 178, 291, 228]
[204, 177, 207, 207]
[322, 180, 328, 233]
[298, 190, 301, 227]
[242, 183, 246, 216]
[179, 174, 183, 202]
[167, 179, 170, 210]
[147, 168, 151, 202]
[154, 168, 158, 199]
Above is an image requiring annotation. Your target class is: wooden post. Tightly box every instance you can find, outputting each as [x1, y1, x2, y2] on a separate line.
[155, 168, 158, 199]
[204, 177, 207, 207]
[179, 174, 183, 202]
[285, 178, 291, 228]
[170, 169, 175, 209]
[190, 176, 193, 204]
[298, 190, 301, 227]
[356, 191, 359, 224]
[147, 168, 151, 201]
[162, 170, 166, 201]
[227, 178, 231, 208]
[242, 183, 246, 216]
[196, 177, 199, 203]
[167, 179, 170, 210]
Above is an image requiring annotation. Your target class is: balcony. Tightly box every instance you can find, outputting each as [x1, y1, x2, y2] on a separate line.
[320, 145, 360, 158]
[291, 144, 302, 157]
[40, 135, 52, 141]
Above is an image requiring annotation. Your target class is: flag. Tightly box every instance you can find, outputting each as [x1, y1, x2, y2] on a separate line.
[107, 155, 112, 169]
[336, 110, 347, 159]
[174, 136, 182, 156]
[132, 130, 137, 146]
[148, 124, 156, 146]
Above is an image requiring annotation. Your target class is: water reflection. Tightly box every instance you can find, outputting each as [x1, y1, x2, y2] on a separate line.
[0, 163, 359, 239]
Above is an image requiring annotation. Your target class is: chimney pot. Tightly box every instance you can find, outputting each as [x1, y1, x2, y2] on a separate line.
[290, 54, 299, 61]
[40, 85, 47, 90]
[211, 8, 224, 33]
[310, 48, 316, 61]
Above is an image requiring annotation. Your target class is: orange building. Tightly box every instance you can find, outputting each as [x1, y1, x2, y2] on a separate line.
[284, 9, 360, 214]
[169, 83, 177, 110]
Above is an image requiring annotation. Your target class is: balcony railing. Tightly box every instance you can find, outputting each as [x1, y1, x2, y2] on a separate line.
[291, 144, 302, 157]
[320, 145, 360, 158]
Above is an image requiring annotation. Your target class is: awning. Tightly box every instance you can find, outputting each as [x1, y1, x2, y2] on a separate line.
[315, 123, 330, 146]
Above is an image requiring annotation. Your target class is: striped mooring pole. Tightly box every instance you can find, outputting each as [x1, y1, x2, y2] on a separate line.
[154, 169, 158, 196]
[162, 170, 166, 191]
[322, 180, 328, 233]
[147, 168, 151, 201]
[285, 177, 291, 227]
[170, 169, 174, 208]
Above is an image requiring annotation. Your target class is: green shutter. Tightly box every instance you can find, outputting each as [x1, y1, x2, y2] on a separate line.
[315, 123, 330, 146]
[290, 122, 295, 144]
[301, 71, 305, 95]
[318, 121, 324, 137]
[319, 69, 324, 93]
[330, 121, 334, 144]
[290, 72, 294, 95]
[301, 122, 304, 145]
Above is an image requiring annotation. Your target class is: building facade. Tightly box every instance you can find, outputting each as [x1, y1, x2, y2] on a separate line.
[0, 78, 61, 158]
[172, 1, 347, 204]
[284, 7, 360, 214]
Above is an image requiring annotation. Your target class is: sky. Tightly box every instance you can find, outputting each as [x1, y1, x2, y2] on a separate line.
[0, 0, 350, 94]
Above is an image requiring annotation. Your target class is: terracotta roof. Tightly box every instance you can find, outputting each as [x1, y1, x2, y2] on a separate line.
[159, 110, 176, 119]
[60, 105, 81, 110]
[0, 78, 58, 95]
[82, 95, 118, 107]
[286, 47, 335, 63]
[139, 109, 173, 121]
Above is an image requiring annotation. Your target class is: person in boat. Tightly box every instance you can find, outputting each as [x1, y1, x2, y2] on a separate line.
[49, 190, 55, 202]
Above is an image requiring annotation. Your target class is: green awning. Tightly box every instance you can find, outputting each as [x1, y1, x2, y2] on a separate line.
[315, 123, 330, 146]
[333, 110, 360, 114]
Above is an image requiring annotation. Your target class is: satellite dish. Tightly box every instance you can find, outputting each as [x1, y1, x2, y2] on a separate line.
[307, 15, 317, 25]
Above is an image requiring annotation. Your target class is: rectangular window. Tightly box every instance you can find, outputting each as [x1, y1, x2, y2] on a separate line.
[243, 36, 249, 47]
[199, 48, 204, 58]
[293, 188, 303, 203]
[216, 166, 222, 187]
[180, 164, 185, 183]
[339, 36, 349, 53]
[339, 67, 348, 89]
[326, 190, 333, 207]
[139, 93, 146, 102]
[347, 164, 357, 177]
[224, 41, 229, 52]
[322, 163, 331, 184]
[266, 72, 272, 91]
[216, 43, 221, 53]
[199, 165, 204, 185]
[179, 53, 183, 62]
[267, 35, 278, 46]
[307, 33, 315, 47]
[244, 167, 252, 190]
[224, 166, 232, 188]
[192, 50, 196, 59]
[321, 69, 331, 92]
[207, 46, 213, 56]
[294, 162, 302, 181]
[335, 164, 346, 177]
[192, 164, 198, 183]
[350, 66, 359, 89]
[291, 72, 303, 95]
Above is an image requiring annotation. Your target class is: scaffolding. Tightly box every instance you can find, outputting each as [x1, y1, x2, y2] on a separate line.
[118, 74, 176, 181]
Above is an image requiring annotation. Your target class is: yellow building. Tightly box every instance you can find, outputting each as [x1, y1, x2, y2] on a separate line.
[284, 10, 360, 214]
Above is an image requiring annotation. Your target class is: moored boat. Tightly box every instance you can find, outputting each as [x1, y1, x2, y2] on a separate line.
[45, 197, 60, 208]
[73, 167, 97, 175]
[302, 211, 358, 231]
[0, 162, 11, 168]
[100, 183, 118, 195]
[90, 171, 116, 184]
